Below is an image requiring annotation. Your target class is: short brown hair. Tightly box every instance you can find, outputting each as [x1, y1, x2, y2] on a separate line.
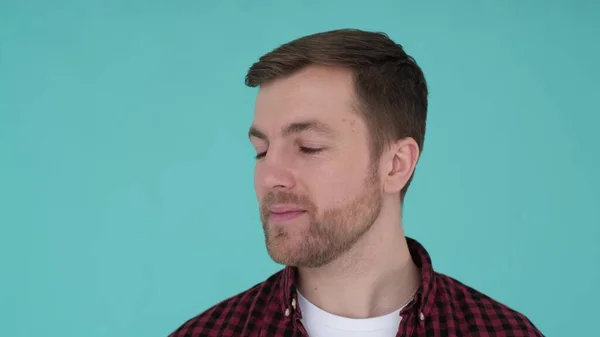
[245, 29, 428, 199]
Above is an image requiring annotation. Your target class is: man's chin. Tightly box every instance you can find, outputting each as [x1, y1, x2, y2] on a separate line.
[265, 238, 305, 266]
[266, 244, 331, 269]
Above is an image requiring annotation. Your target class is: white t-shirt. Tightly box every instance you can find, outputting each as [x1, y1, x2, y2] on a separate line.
[296, 291, 402, 337]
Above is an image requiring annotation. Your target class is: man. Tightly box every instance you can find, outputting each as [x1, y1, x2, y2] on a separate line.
[170, 29, 543, 337]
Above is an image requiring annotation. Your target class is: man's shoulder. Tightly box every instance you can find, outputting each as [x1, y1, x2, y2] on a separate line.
[434, 272, 544, 336]
[168, 270, 284, 337]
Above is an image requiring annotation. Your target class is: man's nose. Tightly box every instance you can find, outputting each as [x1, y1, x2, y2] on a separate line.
[258, 151, 296, 190]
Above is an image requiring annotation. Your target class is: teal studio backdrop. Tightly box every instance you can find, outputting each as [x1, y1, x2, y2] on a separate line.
[1, 1, 598, 336]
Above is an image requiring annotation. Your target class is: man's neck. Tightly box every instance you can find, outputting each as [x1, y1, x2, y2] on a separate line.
[295, 213, 420, 319]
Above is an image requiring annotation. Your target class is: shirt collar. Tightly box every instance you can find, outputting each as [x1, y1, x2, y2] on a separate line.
[277, 236, 437, 317]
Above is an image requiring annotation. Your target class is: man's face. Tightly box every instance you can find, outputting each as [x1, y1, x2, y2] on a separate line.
[249, 66, 383, 268]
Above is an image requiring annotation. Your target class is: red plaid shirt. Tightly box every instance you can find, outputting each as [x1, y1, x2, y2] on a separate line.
[170, 237, 543, 336]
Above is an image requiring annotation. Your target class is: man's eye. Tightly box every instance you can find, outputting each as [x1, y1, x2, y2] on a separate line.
[255, 147, 322, 160]
[300, 147, 323, 154]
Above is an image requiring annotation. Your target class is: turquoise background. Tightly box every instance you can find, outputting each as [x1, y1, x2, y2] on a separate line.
[1, 1, 598, 336]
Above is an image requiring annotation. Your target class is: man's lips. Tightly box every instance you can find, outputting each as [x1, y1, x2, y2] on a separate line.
[268, 205, 307, 222]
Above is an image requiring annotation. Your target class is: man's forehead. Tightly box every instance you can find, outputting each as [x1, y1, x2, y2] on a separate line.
[251, 92, 361, 134]
[254, 66, 356, 112]
[251, 93, 360, 130]
[250, 66, 363, 138]
[249, 111, 367, 144]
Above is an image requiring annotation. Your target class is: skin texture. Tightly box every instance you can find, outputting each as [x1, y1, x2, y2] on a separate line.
[249, 65, 421, 318]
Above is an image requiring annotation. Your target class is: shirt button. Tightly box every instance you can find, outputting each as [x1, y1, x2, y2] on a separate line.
[419, 312, 425, 321]
[285, 308, 290, 317]
[291, 298, 297, 310]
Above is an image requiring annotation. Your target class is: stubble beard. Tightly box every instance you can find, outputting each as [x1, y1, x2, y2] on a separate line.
[260, 167, 382, 268]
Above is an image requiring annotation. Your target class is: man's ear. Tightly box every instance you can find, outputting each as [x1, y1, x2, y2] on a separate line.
[382, 138, 420, 194]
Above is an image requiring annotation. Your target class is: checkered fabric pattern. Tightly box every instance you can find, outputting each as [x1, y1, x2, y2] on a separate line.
[169, 237, 544, 336]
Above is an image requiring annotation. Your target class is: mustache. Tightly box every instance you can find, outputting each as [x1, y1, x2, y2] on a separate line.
[263, 191, 302, 206]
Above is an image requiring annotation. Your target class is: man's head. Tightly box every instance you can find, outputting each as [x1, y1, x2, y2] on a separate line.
[246, 29, 428, 268]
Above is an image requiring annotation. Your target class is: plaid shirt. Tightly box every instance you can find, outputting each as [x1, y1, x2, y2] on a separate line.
[170, 237, 544, 336]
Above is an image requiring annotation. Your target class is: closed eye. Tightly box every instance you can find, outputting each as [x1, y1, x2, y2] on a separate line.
[254, 147, 323, 160]
[300, 147, 323, 155]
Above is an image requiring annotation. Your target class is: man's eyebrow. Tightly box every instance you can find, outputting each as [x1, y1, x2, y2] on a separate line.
[248, 120, 335, 140]
[248, 126, 267, 140]
[282, 120, 335, 137]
